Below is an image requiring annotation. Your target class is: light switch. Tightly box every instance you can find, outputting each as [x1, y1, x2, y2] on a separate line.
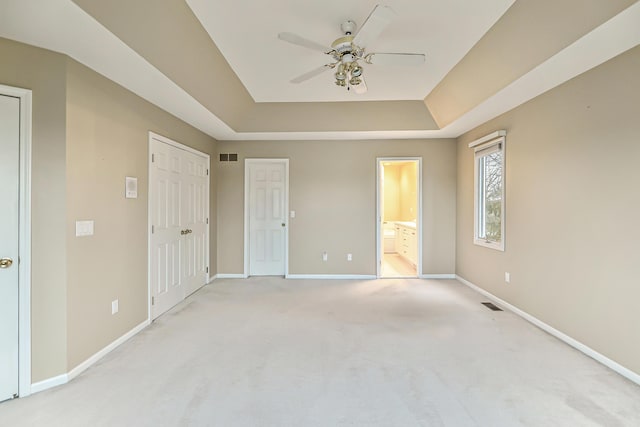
[76, 220, 94, 237]
[290, 210, 296, 218]
[125, 176, 138, 199]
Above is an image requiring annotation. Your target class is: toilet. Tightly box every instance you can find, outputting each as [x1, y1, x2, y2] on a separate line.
[383, 222, 396, 253]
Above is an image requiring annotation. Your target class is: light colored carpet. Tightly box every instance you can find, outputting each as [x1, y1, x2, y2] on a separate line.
[1, 277, 639, 426]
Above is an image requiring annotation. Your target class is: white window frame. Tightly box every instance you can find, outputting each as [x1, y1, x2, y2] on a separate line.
[470, 131, 506, 251]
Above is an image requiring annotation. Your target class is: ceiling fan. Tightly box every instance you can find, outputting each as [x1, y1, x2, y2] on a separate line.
[277, 4, 425, 94]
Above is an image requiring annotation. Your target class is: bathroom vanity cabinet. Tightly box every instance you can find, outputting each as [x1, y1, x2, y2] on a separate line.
[395, 222, 417, 266]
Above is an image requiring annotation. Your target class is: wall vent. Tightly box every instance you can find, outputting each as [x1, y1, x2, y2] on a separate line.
[219, 153, 238, 162]
[481, 302, 503, 311]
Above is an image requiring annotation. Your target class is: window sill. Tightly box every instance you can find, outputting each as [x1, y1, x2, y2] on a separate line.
[474, 239, 504, 252]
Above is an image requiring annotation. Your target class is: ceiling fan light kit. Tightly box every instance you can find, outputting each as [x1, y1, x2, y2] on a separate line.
[278, 4, 425, 94]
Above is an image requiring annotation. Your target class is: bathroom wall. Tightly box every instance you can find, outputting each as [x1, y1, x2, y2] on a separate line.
[383, 164, 400, 221]
[399, 162, 418, 221]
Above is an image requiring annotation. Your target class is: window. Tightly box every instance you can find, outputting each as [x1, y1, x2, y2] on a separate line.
[471, 132, 505, 251]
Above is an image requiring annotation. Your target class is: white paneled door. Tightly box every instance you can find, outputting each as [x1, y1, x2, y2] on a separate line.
[247, 160, 288, 276]
[149, 135, 209, 320]
[0, 94, 19, 402]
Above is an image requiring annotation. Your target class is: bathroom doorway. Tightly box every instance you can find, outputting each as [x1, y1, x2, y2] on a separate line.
[376, 158, 422, 278]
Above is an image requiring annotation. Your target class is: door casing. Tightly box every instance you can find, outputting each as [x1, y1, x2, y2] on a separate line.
[376, 157, 423, 278]
[0, 84, 32, 397]
[244, 159, 289, 277]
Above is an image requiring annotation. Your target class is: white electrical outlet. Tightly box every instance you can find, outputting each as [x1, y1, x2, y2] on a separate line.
[322, 252, 328, 261]
[347, 253, 352, 261]
[505, 272, 510, 283]
[112, 299, 119, 314]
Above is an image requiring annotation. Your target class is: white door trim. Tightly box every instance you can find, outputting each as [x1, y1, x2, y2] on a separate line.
[1, 84, 32, 397]
[147, 132, 210, 320]
[376, 157, 423, 278]
[244, 159, 289, 278]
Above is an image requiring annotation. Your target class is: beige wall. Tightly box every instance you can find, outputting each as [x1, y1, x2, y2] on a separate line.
[457, 46, 640, 375]
[1, 37, 218, 381]
[216, 139, 456, 276]
[65, 59, 217, 369]
[0, 38, 68, 382]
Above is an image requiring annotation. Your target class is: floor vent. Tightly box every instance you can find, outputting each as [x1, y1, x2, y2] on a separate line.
[482, 302, 503, 311]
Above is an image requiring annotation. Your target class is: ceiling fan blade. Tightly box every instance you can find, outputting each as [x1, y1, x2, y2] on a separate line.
[278, 32, 330, 53]
[352, 76, 368, 94]
[367, 53, 425, 66]
[352, 4, 396, 48]
[290, 64, 332, 83]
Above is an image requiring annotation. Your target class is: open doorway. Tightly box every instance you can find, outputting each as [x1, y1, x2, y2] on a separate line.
[377, 158, 422, 278]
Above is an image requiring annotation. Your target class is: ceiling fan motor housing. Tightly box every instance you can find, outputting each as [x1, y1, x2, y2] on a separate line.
[341, 20, 357, 35]
[331, 35, 355, 55]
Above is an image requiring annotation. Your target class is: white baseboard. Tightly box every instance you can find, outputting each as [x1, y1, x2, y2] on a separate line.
[30, 319, 150, 394]
[286, 274, 377, 280]
[30, 373, 68, 394]
[215, 273, 247, 279]
[455, 275, 640, 387]
[67, 319, 150, 382]
[419, 274, 456, 279]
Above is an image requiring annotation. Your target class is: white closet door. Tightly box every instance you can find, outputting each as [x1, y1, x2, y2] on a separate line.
[0, 94, 20, 402]
[150, 140, 184, 319]
[150, 136, 209, 319]
[181, 150, 208, 297]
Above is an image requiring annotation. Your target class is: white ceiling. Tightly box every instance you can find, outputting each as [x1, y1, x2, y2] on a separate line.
[186, 0, 515, 103]
[1, 0, 639, 140]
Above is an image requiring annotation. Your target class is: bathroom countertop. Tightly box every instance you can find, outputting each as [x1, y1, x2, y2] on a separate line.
[395, 221, 416, 229]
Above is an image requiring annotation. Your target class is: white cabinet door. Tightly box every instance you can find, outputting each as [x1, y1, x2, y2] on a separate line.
[0, 94, 19, 402]
[408, 228, 418, 266]
[396, 223, 418, 267]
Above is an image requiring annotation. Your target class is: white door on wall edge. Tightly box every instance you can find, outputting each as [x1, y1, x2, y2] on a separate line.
[149, 135, 209, 320]
[181, 149, 209, 297]
[246, 160, 288, 276]
[0, 94, 20, 402]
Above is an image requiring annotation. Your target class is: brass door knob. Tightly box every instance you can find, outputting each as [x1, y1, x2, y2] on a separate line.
[0, 258, 13, 269]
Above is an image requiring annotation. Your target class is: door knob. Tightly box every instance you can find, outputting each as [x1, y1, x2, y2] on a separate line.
[281, 223, 285, 227]
[0, 258, 13, 269]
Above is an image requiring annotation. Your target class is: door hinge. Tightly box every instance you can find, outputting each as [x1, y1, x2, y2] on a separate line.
[206, 218, 209, 224]
[151, 225, 155, 233]
[206, 267, 209, 274]
[206, 168, 209, 176]
[152, 296, 155, 305]
[152, 153, 155, 162]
